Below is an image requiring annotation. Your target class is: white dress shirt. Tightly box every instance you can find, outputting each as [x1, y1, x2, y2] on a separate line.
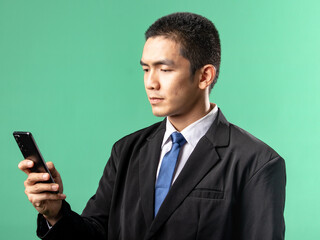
[156, 104, 218, 184]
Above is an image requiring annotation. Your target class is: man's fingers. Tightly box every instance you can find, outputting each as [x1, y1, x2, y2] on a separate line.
[28, 192, 66, 204]
[46, 161, 55, 171]
[25, 172, 50, 186]
[46, 162, 60, 178]
[26, 183, 60, 194]
[18, 160, 34, 174]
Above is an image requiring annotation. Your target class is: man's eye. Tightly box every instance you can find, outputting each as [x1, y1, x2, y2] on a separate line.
[161, 69, 172, 72]
[143, 68, 149, 72]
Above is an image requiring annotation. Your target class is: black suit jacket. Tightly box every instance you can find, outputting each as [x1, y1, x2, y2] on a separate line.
[37, 109, 286, 240]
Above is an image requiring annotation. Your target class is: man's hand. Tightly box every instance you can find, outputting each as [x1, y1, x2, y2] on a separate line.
[18, 160, 66, 226]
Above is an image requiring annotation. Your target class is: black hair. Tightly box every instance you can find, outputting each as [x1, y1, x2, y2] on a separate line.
[145, 12, 221, 92]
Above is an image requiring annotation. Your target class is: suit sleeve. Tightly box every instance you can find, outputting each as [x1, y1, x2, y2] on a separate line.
[237, 156, 286, 240]
[36, 143, 119, 240]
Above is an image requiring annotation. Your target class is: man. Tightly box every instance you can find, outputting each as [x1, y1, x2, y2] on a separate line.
[19, 12, 286, 240]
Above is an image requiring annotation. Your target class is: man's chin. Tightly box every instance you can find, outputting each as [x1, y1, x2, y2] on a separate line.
[152, 112, 167, 118]
[151, 109, 168, 118]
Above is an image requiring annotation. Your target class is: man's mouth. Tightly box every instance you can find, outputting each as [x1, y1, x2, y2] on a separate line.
[149, 97, 164, 104]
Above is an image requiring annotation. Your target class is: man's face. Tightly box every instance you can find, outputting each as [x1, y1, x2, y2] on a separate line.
[140, 36, 202, 119]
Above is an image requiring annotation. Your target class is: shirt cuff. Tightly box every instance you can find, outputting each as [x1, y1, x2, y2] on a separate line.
[46, 220, 53, 230]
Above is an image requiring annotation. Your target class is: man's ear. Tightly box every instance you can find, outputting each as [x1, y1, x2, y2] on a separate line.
[198, 64, 216, 90]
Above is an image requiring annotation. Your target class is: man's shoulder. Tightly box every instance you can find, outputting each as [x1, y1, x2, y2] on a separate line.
[229, 122, 279, 156]
[225, 121, 284, 174]
[212, 108, 283, 174]
[212, 109, 281, 160]
[113, 120, 165, 149]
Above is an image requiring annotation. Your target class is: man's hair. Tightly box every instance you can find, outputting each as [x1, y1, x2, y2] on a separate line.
[145, 12, 221, 92]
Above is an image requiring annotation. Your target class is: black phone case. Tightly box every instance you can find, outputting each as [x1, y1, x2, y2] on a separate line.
[13, 131, 56, 184]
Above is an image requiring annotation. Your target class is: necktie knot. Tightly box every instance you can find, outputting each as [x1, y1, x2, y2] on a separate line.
[171, 132, 186, 147]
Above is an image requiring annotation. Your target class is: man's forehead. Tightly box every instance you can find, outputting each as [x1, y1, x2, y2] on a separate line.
[141, 37, 187, 66]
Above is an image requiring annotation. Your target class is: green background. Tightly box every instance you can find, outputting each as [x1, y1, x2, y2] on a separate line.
[1, 0, 319, 239]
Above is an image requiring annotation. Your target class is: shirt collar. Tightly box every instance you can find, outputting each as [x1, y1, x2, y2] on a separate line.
[161, 104, 218, 148]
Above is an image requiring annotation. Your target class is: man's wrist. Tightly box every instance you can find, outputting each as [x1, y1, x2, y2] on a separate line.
[43, 209, 63, 226]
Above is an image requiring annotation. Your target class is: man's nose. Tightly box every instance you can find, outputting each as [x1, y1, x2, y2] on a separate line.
[145, 70, 160, 90]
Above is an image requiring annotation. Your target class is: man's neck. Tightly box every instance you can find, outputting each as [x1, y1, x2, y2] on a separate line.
[168, 102, 215, 132]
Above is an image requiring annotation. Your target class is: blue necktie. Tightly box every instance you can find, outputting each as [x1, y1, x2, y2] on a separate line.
[154, 132, 186, 216]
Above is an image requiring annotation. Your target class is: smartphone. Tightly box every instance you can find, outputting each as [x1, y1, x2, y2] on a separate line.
[13, 131, 56, 184]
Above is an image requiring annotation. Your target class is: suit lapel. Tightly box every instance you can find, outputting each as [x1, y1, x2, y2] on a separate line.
[146, 109, 230, 239]
[139, 120, 166, 229]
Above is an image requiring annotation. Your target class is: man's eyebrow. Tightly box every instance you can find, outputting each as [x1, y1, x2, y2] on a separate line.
[140, 59, 175, 67]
